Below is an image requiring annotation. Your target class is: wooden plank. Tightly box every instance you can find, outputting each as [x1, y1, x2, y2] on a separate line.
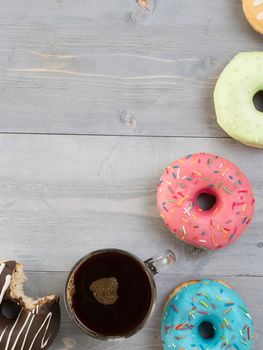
[0, 134, 262, 275]
[22, 272, 262, 349]
[0, 0, 262, 136]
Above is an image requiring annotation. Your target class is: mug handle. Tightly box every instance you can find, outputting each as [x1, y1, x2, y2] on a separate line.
[144, 250, 176, 275]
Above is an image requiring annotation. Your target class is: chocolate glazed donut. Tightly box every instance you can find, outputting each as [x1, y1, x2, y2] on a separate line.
[0, 261, 60, 350]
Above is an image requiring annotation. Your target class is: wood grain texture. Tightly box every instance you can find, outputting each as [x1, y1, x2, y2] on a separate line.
[0, 0, 262, 349]
[0, 134, 262, 276]
[0, 0, 262, 136]
[23, 272, 262, 350]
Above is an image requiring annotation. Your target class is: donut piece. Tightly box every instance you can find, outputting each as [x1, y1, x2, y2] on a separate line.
[243, 0, 263, 34]
[0, 261, 60, 350]
[214, 52, 263, 148]
[161, 279, 254, 350]
[157, 153, 254, 250]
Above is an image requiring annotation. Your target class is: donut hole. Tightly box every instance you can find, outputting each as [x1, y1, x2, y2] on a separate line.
[198, 321, 215, 339]
[253, 91, 263, 112]
[196, 192, 217, 211]
[1, 300, 21, 320]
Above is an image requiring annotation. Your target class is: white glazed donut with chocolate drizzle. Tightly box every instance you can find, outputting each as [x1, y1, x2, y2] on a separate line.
[0, 261, 60, 350]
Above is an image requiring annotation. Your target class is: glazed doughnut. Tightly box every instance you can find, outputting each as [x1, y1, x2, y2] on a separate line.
[157, 153, 254, 250]
[0, 261, 60, 350]
[214, 52, 263, 148]
[161, 279, 254, 350]
[243, 0, 263, 34]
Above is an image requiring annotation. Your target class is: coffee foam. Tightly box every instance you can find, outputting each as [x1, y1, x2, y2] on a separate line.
[89, 277, 119, 305]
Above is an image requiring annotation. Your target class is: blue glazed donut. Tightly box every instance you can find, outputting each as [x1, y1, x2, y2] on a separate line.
[161, 279, 254, 350]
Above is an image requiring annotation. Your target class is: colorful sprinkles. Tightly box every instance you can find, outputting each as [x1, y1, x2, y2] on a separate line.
[157, 153, 255, 250]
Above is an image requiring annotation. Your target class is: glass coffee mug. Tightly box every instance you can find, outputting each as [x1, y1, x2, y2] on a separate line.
[64, 248, 176, 340]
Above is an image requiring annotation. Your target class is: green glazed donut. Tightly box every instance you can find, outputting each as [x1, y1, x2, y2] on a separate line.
[214, 52, 263, 148]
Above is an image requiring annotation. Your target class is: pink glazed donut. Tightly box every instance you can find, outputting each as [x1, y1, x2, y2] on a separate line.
[157, 153, 255, 250]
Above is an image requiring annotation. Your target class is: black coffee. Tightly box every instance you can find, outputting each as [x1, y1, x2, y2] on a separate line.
[72, 251, 153, 336]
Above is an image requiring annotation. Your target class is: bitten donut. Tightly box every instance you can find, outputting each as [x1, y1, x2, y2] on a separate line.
[157, 153, 254, 250]
[161, 279, 254, 350]
[214, 52, 263, 148]
[243, 0, 263, 34]
[0, 261, 60, 350]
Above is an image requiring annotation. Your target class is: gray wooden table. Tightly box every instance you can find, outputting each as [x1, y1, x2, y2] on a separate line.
[0, 0, 262, 349]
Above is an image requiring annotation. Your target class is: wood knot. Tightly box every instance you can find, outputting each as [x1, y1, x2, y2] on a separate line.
[184, 246, 209, 259]
[120, 110, 138, 130]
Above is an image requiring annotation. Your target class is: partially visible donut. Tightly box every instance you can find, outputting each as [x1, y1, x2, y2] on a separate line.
[161, 279, 254, 350]
[0, 261, 60, 350]
[214, 52, 263, 148]
[157, 153, 255, 250]
[243, 0, 263, 34]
